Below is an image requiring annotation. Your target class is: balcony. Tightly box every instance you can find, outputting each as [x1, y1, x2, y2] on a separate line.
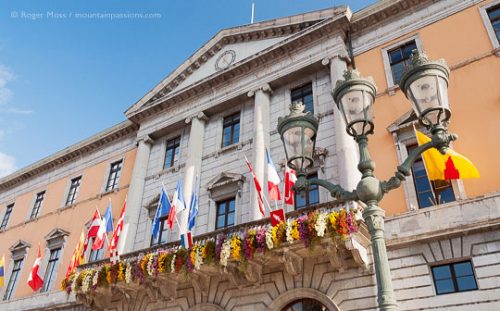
[64, 201, 371, 310]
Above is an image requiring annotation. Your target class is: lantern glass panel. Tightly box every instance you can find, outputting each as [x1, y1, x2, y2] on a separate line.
[340, 89, 373, 135]
[407, 75, 449, 126]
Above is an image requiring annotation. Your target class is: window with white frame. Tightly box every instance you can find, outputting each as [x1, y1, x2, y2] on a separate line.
[30, 191, 45, 220]
[389, 112, 462, 210]
[42, 228, 68, 292]
[3, 259, 23, 300]
[382, 36, 423, 89]
[65, 176, 81, 206]
[0, 203, 14, 230]
[480, 1, 500, 50]
[4, 240, 30, 300]
[291, 83, 314, 114]
[164, 136, 181, 169]
[105, 160, 123, 191]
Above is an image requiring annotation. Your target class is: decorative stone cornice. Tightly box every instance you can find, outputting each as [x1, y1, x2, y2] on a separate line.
[247, 83, 273, 97]
[0, 121, 138, 192]
[9, 240, 31, 253]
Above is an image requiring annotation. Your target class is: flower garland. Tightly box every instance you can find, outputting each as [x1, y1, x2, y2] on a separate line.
[63, 207, 360, 294]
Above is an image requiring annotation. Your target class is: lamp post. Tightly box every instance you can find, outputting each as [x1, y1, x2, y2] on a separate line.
[277, 51, 456, 311]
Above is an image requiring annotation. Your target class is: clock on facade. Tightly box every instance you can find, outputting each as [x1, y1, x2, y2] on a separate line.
[215, 50, 236, 71]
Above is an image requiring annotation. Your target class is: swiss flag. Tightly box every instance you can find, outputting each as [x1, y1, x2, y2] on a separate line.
[27, 245, 44, 292]
[284, 165, 297, 205]
[270, 209, 285, 226]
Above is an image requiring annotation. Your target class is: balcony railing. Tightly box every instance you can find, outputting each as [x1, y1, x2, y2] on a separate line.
[63, 201, 371, 309]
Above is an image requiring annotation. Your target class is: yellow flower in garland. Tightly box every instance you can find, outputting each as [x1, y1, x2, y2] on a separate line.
[291, 220, 300, 240]
[106, 269, 112, 285]
[329, 211, 339, 232]
[230, 236, 241, 261]
[140, 254, 150, 274]
[117, 262, 125, 281]
[158, 253, 168, 273]
[200, 245, 206, 260]
[190, 246, 197, 266]
[272, 221, 285, 247]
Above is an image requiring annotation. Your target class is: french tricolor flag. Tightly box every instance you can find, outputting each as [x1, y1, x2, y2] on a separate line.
[266, 148, 281, 201]
[180, 232, 193, 249]
[168, 177, 186, 230]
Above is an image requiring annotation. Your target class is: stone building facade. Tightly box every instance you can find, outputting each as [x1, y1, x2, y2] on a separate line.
[1, 0, 500, 310]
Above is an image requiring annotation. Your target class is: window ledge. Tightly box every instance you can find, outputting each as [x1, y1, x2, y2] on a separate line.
[24, 218, 38, 225]
[386, 85, 400, 96]
[58, 204, 76, 212]
[494, 47, 500, 57]
[99, 188, 120, 198]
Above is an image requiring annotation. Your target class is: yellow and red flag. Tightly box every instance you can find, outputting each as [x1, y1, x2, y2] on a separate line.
[415, 129, 480, 181]
[65, 230, 86, 277]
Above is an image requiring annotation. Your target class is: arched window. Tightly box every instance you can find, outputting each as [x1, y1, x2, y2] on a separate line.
[282, 298, 329, 311]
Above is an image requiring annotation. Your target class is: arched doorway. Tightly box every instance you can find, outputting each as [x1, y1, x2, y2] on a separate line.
[282, 298, 329, 311]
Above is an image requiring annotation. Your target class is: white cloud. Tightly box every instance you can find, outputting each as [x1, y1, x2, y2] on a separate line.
[6, 108, 34, 115]
[0, 65, 14, 105]
[0, 152, 16, 178]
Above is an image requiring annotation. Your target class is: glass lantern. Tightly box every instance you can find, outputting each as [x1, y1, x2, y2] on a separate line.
[277, 102, 319, 173]
[400, 50, 451, 128]
[332, 70, 377, 137]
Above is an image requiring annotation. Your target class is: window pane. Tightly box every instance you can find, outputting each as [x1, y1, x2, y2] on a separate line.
[435, 185, 455, 204]
[391, 62, 405, 84]
[233, 124, 240, 144]
[217, 202, 226, 215]
[403, 41, 417, 57]
[229, 199, 235, 212]
[165, 149, 173, 168]
[295, 193, 307, 209]
[216, 215, 225, 229]
[488, 6, 500, 20]
[389, 49, 403, 63]
[456, 276, 478, 291]
[227, 212, 235, 227]
[435, 279, 455, 294]
[433, 265, 452, 280]
[453, 262, 473, 277]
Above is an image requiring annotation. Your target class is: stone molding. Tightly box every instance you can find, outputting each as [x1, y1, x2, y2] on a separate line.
[0, 121, 138, 191]
[267, 288, 341, 311]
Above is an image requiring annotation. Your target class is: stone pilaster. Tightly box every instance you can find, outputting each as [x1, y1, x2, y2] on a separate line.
[180, 112, 208, 234]
[119, 135, 153, 254]
[322, 54, 361, 192]
[247, 84, 272, 221]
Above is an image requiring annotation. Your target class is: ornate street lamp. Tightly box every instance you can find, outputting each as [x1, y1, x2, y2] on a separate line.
[277, 51, 456, 311]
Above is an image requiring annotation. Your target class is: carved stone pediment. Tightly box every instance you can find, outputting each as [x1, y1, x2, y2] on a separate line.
[9, 240, 31, 260]
[207, 172, 245, 200]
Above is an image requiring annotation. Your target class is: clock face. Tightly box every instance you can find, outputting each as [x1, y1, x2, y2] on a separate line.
[215, 50, 236, 71]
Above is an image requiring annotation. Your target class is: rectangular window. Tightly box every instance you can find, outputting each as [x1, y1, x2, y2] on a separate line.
[105, 160, 123, 192]
[150, 217, 168, 246]
[41, 248, 61, 292]
[88, 238, 104, 262]
[3, 259, 22, 300]
[65, 177, 81, 206]
[432, 261, 478, 295]
[488, 4, 500, 43]
[0, 203, 14, 230]
[291, 83, 314, 114]
[222, 113, 240, 147]
[164, 136, 181, 169]
[408, 145, 455, 208]
[215, 197, 236, 229]
[388, 40, 417, 85]
[30, 191, 45, 220]
[295, 174, 319, 210]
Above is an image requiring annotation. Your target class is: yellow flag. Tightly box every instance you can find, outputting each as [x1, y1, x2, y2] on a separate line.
[415, 129, 480, 181]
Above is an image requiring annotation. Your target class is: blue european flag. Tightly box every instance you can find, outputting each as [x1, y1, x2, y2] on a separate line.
[152, 187, 171, 239]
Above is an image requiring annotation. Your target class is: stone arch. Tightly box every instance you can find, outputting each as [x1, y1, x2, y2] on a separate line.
[267, 288, 341, 311]
[188, 303, 225, 311]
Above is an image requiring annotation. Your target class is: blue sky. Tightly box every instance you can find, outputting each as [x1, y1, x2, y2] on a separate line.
[0, 0, 376, 177]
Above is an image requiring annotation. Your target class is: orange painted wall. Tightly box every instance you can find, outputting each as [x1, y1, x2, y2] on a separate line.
[354, 1, 500, 215]
[0, 148, 136, 299]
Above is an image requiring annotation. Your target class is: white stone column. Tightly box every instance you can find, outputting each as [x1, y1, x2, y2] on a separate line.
[247, 84, 272, 221]
[180, 112, 208, 234]
[119, 135, 153, 254]
[323, 55, 361, 192]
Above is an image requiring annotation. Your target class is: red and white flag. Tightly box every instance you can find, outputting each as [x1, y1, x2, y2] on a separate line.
[266, 148, 282, 201]
[109, 199, 126, 263]
[284, 165, 297, 205]
[87, 208, 102, 239]
[27, 245, 44, 292]
[245, 156, 265, 217]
